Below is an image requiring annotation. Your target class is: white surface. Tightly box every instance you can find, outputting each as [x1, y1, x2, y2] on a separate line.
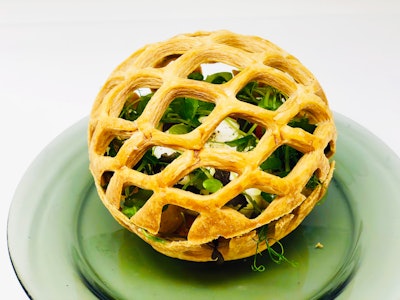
[1, 1, 399, 298]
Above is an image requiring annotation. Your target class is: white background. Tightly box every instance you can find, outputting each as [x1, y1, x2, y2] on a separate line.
[1, 0, 399, 298]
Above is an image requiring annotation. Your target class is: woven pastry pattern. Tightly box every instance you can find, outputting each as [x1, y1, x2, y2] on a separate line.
[88, 30, 336, 261]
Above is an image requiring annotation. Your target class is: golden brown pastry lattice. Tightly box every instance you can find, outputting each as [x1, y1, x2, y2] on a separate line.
[88, 30, 337, 262]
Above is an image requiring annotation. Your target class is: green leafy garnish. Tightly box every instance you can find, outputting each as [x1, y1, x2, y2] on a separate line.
[203, 178, 223, 193]
[237, 81, 286, 110]
[134, 150, 166, 175]
[120, 186, 153, 218]
[221, 118, 260, 152]
[168, 123, 192, 134]
[178, 168, 224, 194]
[261, 145, 321, 189]
[260, 155, 282, 171]
[261, 145, 303, 177]
[288, 116, 317, 133]
[105, 137, 126, 157]
[188, 71, 204, 81]
[180, 168, 209, 192]
[205, 72, 233, 84]
[160, 97, 215, 132]
[252, 225, 296, 272]
[225, 134, 257, 152]
[260, 192, 276, 203]
[140, 228, 166, 243]
[306, 173, 321, 190]
[119, 93, 153, 121]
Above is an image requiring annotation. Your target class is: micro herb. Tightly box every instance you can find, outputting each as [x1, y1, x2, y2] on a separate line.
[306, 173, 321, 190]
[106, 93, 154, 158]
[205, 72, 233, 84]
[260, 145, 320, 191]
[260, 155, 282, 172]
[261, 145, 303, 177]
[288, 116, 317, 134]
[203, 178, 223, 193]
[160, 97, 215, 131]
[119, 93, 153, 121]
[120, 186, 153, 218]
[225, 135, 257, 152]
[252, 244, 266, 271]
[242, 192, 263, 215]
[188, 71, 204, 81]
[134, 149, 165, 175]
[266, 240, 296, 266]
[260, 192, 276, 203]
[180, 168, 208, 192]
[168, 123, 192, 134]
[222, 118, 260, 152]
[105, 137, 126, 157]
[140, 228, 166, 243]
[251, 225, 296, 272]
[237, 82, 286, 111]
[179, 168, 224, 194]
[222, 82, 286, 153]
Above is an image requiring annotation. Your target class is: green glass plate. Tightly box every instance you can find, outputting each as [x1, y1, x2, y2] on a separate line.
[7, 113, 400, 299]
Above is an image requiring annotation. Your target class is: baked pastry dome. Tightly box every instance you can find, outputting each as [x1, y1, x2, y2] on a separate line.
[88, 30, 336, 262]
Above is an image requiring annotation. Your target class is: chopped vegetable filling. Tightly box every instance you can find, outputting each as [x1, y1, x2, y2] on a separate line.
[101, 69, 322, 269]
[104, 70, 319, 242]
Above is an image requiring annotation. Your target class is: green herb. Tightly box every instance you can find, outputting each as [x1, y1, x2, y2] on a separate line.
[222, 118, 259, 152]
[260, 144, 320, 189]
[203, 178, 223, 193]
[260, 155, 282, 171]
[306, 173, 321, 190]
[205, 72, 233, 84]
[288, 116, 317, 133]
[188, 71, 204, 81]
[251, 225, 296, 272]
[260, 192, 276, 203]
[105, 137, 126, 157]
[119, 93, 153, 121]
[160, 97, 215, 132]
[283, 145, 299, 173]
[168, 123, 192, 134]
[179, 168, 224, 194]
[134, 150, 166, 175]
[120, 186, 153, 218]
[237, 82, 286, 110]
[180, 168, 209, 192]
[225, 135, 257, 152]
[260, 145, 302, 177]
[140, 228, 166, 243]
[242, 193, 262, 215]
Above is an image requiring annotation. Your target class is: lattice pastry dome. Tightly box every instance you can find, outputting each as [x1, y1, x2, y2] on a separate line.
[88, 30, 337, 262]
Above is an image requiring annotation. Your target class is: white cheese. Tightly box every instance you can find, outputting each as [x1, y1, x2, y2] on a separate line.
[152, 146, 177, 159]
[212, 118, 241, 142]
[244, 188, 264, 205]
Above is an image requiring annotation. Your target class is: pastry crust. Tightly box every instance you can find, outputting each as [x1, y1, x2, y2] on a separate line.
[88, 30, 337, 262]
